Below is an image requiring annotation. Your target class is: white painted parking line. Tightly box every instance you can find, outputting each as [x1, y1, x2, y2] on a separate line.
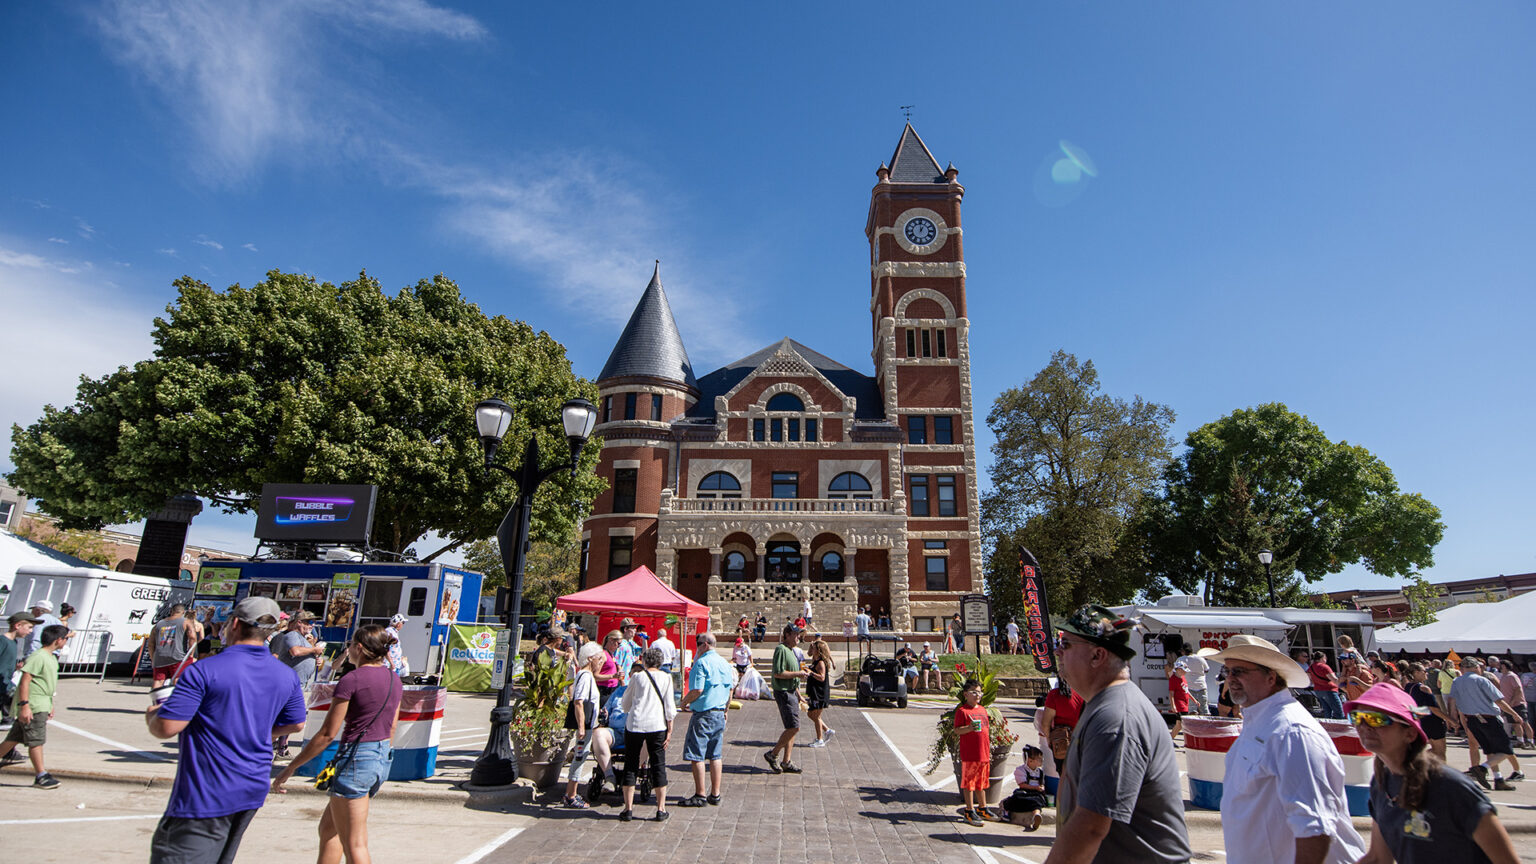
[441, 727, 484, 734]
[50, 720, 172, 762]
[858, 709, 954, 791]
[0, 814, 161, 825]
[989, 849, 1042, 864]
[453, 827, 524, 864]
[438, 734, 489, 743]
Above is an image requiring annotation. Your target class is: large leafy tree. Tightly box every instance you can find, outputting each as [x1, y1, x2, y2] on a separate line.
[6, 270, 604, 559]
[462, 530, 582, 615]
[1137, 403, 1443, 603]
[982, 351, 1177, 614]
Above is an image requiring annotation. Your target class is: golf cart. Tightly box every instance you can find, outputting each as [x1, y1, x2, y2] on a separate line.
[855, 638, 909, 709]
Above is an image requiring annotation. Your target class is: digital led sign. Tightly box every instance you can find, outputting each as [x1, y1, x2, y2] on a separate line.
[255, 483, 378, 544]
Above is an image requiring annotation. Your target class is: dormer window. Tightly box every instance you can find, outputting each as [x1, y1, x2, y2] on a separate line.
[766, 393, 804, 412]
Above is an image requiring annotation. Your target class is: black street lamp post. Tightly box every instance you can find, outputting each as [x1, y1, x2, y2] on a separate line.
[1258, 549, 1276, 608]
[468, 396, 597, 788]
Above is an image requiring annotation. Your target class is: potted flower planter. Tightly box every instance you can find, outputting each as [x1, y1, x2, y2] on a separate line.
[514, 741, 569, 788]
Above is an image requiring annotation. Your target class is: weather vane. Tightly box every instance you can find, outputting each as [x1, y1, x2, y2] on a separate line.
[900, 105, 914, 121]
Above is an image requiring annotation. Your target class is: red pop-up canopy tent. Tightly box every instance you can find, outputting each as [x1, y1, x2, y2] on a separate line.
[556, 566, 710, 665]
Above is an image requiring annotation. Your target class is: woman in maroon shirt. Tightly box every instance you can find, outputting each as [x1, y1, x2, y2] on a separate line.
[273, 624, 403, 864]
[1308, 650, 1345, 719]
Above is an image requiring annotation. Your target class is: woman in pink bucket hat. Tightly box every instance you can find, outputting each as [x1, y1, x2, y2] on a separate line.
[1348, 682, 1519, 863]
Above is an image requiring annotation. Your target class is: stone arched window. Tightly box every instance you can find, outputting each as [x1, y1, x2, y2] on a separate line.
[698, 471, 742, 499]
[724, 550, 749, 582]
[819, 551, 843, 583]
[765, 392, 804, 412]
[828, 472, 873, 500]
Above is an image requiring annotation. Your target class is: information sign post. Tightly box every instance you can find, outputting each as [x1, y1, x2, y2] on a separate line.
[961, 593, 992, 659]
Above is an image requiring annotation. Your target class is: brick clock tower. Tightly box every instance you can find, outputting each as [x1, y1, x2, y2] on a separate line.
[581, 124, 983, 636]
[867, 125, 985, 631]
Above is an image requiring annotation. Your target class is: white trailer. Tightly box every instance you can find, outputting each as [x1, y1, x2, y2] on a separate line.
[1112, 596, 1378, 712]
[4, 565, 195, 668]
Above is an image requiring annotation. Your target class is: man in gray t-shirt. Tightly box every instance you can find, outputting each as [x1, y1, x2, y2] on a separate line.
[273, 612, 323, 688]
[1046, 605, 1191, 864]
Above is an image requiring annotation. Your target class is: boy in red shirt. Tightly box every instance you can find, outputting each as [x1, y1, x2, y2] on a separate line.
[954, 678, 990, 826]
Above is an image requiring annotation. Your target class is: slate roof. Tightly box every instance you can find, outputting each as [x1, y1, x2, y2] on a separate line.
[685, 338, 886, 421]
[598, 264, 698, 389]
[887, 123, 946, 183]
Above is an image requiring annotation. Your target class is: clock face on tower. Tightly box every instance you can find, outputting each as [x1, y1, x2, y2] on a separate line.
[893, 208, 948, 254]
[903, 217, 937, 246]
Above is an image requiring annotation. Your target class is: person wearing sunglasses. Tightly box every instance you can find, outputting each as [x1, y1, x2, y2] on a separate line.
[1196, 635, 1365, 864]
[1348, 682, 1520, 864]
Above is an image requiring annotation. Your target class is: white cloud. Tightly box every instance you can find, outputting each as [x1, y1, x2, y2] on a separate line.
[195, 237, 223, 250]
[75, 219, 96, 239]
[47, 237, 68, 244]
[95, 0, 486, 184]
[241, 243, 258, 252]
[157, 248, 178, 256]
[0, 238, 157, 472]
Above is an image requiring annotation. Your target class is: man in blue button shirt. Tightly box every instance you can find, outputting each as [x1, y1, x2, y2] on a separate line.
[678, 632, 735, 807]
[145, 596, 307, 864]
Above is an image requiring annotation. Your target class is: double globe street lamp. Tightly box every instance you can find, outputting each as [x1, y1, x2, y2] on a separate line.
[468, 395, 598, 788]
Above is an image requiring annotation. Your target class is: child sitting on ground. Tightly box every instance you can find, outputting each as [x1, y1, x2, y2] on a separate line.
[1001, 745, 1049, 830]
[954, 677, 991, 826]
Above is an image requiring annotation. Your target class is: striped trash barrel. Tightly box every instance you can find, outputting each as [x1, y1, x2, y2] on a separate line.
[1183, 716, 1373, 816]
[295, 683, 448, 781]
[1320, 718, 1374, 817]
[1183, 717, 1242, 810]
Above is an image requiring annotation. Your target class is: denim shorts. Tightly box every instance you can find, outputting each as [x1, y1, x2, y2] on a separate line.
[331, 740, 393, 799]
[683, 708, 726, 762]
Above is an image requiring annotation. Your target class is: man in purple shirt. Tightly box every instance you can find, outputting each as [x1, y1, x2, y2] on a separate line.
[145, 596, 307, 864]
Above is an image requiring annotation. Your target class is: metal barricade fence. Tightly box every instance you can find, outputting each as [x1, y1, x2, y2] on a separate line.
[57, 628, 113, 682]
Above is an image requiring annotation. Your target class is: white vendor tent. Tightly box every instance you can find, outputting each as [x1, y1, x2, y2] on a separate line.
[0, 529, 102, 596]
[1375, 591, 1536, 654]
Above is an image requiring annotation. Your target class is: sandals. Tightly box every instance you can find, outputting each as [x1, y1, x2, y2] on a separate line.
[562, 795, 590, 810]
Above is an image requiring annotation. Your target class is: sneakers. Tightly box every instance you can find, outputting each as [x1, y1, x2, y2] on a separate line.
[0, 751, 23, 768]
[707, 794, 721, 806]
[807, 738, 827, 748]
[1026, 811, 1042, 832]
[822, 728, 836, 744]
[654, 810, 670, 822]
[1495, 778, 1516, 792]
[561, 795, 589, 809]
[1467, 765, 1492, 790]
[763, 751, 781, 774]
[618, 809, 634, 822]
[33, 773, 59, 790]
[678, 794, 708, 807]
[960, 808, 984, 827]
[1510, 771, 1526, 781]
[779, 761, 803, 774]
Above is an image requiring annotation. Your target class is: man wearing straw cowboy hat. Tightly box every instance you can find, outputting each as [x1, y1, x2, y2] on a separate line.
[1198, 634, 1365, 864]
[1043, 605, 1190, 864]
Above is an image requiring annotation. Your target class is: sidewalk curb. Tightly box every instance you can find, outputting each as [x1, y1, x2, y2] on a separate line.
[0, 764, 476, 803]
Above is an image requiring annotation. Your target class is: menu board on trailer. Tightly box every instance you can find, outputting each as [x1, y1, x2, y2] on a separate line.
[196, 567, 240, 597]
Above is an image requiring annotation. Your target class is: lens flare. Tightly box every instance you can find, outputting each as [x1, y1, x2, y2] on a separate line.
[1050, 158, 1082, 184]
[1059, 140, 1098, 177]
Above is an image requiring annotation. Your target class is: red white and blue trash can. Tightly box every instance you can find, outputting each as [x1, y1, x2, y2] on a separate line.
[1184, 715, 1372, 817]
[294, 682, 448, 781]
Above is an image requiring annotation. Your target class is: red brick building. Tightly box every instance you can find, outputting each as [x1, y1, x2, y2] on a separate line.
[580, 125, 982, 635]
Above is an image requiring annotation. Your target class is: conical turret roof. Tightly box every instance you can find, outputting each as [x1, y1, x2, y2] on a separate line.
[598, 264, 698, 389]
[887, 123, 946, 183]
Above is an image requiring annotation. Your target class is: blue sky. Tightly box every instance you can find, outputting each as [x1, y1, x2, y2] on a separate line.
[1, 2, 1532, 594]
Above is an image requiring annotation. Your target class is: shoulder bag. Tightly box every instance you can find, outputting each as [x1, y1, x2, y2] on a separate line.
[564, 673, 593, 730]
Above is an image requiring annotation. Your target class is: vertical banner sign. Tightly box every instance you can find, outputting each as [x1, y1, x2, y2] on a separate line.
[1019, 547, 1057, 674]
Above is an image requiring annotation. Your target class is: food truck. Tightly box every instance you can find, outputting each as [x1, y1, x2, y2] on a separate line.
[192, 559, 482, 675]
[1111, 595, 1378, 712]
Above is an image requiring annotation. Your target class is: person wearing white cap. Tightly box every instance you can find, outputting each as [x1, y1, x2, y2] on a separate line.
[384, 614, 409, 677]
[1197, 634, 1366, 864]
[23, 600, 62, 659]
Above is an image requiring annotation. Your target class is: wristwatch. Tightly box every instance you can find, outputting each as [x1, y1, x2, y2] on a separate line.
[16, 700, 27, 706]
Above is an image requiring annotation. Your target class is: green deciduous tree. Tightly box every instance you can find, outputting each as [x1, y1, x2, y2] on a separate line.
[462, 532, 582, 615]
[6, 270, 604, 559]
[1137, 402, 1443, 603]
[982, 351, 1177, 613]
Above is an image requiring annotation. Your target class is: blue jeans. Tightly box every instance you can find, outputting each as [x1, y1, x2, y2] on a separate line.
[331, 740, 393, 799]
[1315, 690, 1345, 720]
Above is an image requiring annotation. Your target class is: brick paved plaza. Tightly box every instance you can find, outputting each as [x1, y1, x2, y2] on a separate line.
[490, 699, 993, 864]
